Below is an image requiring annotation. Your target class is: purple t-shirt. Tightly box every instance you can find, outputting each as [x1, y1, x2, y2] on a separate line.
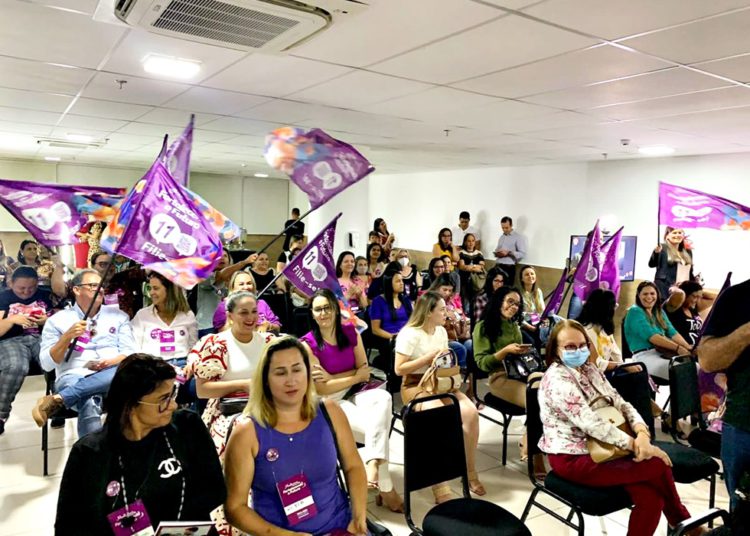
[212, 298, 280, 332]
[300, 322, 358, 374]
[369, 294, 411, 335]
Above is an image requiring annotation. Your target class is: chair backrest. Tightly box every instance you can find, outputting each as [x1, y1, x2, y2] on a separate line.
[403, 393, 469, 494]
[608, 362, 655, 437]
[525, 376, 545, 484]
[669, 355, 702, 422]
[620, 317, 633, 360]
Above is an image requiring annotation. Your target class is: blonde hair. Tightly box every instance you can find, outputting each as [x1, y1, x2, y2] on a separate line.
[405, 290, 443, 330]
[664, 227, 692, 265]
[245, 336, 318, 428]
[230, 270, 256, 292]
[545, 319, 592, 367]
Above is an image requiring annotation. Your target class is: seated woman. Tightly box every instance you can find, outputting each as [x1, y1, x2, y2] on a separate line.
[224, 336, 368, 536]
[191, 291, 275, 460]
[394, 248, 421, 302]
[440, 254, 461, 297]
[13, 239, 67, 299]
[336, 251, 368, 315]
[458, 233, 484, 306]
[369, 269, 413, 347]
[366, 242, 385, 280]
[394, 291, 484, 502]
[247, 251, 276, 297]
[539, 319, 698, 536]
[473, 266, 507, 327]
[519, 265, 546, 345]
[212, 271, 281, 334]
[56, 354, 226, 535]
[421, 257, 445, 291]
[575, 288, 623, 373]
[624, 281, 691, 380]
[428, 273, 471, 371]
[432, 228, 457, 262]
[300, 289, 403, 513]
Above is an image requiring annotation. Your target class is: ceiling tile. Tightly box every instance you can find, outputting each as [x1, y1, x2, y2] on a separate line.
[27, 0, 98, 14]
[199, 116, 275, 136]
[453, 44, 672, 98]
[0, 88, 73, 113]
[0, 56, 93, 94]
[480, 0, 543, 8]
[137, 108, 221, 127]
[694, 54, 750, 83]
[56, 114, 127, 132]
[0, 106, 61, 125]
[524, 67, 730, 110]
[631, 106, 750, 142]
[287, 71, 432, 108]
[0, 2, 126, 68]
[490, 110, 603, 134]
[371, 14, 596, 84]
[66, 98, 154, 120]
[440, 99, 562, 131]
[525, 0, 750, 40]
[101, 29, 246, 83]
[203, 54, 351, 98]
[622, 9, 750, 64]
[48, 126, 111, 141]
[0, 121, 52, 136]
[82, 73, 190, 106]
[358, 87, 500, 122]
[103, 133, 153, 151]
[235, 99, 325, 124]
[163, 87, 268, 115]
[292, 0, 502, 67]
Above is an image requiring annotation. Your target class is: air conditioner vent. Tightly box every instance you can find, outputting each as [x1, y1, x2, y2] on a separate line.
[152, 0, 300, 49]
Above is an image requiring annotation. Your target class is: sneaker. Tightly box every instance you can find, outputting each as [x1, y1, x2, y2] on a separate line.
[32, 395, 64, 427]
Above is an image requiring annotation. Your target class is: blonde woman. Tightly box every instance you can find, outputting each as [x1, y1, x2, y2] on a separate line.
[649, 227, 695, 301]
[212, 271, 280, 333]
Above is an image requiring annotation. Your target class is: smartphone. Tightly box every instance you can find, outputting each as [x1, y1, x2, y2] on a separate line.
[518, 344, 533, 352]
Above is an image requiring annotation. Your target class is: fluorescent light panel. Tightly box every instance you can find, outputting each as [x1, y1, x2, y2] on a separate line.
[142, 54, 201, 79]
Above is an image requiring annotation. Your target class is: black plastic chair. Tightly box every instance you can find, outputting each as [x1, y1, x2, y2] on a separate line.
[609, 361, 720, 513]
[669, 355, 722, 459]
[673, 508, 731, 535]
[41, 370, 78, 476]
[520, 377, 633, 535]
[402, 393, 531, 536]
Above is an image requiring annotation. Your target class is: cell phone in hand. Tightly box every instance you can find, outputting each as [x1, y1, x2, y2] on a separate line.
[518, 344, 533, 351]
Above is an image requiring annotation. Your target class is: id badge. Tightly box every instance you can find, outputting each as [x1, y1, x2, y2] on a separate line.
[74, 330, 92, 352]
[160, 330, 176, 354]
[104, 294, 119, 306]
[107, 499, 154, 536]
[276, 473, 317, 526]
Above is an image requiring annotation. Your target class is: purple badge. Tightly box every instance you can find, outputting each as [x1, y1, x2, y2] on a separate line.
[150, 328, 161, 340]
[109, 326, 116, 334]
[179, 329, 185, 336]
[266, 448, 279, 462]
[106, 480, 121, 497]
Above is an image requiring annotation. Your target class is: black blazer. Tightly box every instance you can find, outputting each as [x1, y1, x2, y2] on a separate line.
[648, 246, 693, 294]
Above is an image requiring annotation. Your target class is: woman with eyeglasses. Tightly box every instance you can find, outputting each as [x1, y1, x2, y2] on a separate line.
[472, 266, 507, 326]
[432, 228, 457, 263]
[421, 257, 446, 291]
[56, 354, 226, 535]
[300, 289, 404, 513]
[190, 291, 275, 460]
[538, 320, 699, 536]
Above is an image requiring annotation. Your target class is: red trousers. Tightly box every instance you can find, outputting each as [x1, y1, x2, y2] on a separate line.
[548, 453, 691, 536]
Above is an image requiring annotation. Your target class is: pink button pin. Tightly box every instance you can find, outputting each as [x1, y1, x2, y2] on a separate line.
[106, 480, 121, 497]
[266, 448, 280, 462]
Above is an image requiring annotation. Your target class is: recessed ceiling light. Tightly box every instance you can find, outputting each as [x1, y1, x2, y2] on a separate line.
[142, 54, 201, 79]
[254, 173, 269, 178]
[44, 156, 61, 162]
[638, 145, 675, 156]
[66, 133, 94, 143]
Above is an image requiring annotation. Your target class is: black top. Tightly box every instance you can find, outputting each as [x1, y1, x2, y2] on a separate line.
[282, 219, 305, 250]
[401, 265, 419, 302]
[665, 307, 703, 347]
[702, 279, 750, 432]
[0, 288, 52, 341]
[55, 410, 226, 535]
[648, 246, 693, 297]
[250, 269, 276, 295]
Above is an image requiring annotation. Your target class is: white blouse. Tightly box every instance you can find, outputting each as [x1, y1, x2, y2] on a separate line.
[395, 325, 449, 374]
[131, 305, 198, 360]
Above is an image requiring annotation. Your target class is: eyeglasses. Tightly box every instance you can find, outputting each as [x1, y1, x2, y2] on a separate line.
[562, 343, 589, 352]
[138, 383, 179, 413]
[504, 299, 521, 308]
[94, 261, 110, 268]
[312, 305, 333, 315]
[75, 282, 100, 290]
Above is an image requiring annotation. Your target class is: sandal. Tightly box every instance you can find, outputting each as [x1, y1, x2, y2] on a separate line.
[433, 483, 453, 504]
[519, 438, 528, 462]
[376, 488, 404, 513]
[467, 471, 486, 496]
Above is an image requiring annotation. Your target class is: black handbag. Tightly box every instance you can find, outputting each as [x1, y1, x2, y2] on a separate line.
[219, 397, 248, 416]
[503, 348, 545, 381]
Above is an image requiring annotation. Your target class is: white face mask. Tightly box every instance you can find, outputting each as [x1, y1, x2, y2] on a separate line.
[398, 257, 409, 267]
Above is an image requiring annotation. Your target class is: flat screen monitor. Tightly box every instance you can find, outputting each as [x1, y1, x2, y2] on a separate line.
[569, 235, 638, 282]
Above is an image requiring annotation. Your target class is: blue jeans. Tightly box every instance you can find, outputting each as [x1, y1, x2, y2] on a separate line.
[449, 340, 472, 369]
[722, 422, 750, 511]
[568, 293, 583, 320]
[55, 367, 117, 437]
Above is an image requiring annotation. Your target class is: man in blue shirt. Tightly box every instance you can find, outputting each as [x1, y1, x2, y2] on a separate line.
[493, 216, 527, 286]
[34, 269, 136, 437]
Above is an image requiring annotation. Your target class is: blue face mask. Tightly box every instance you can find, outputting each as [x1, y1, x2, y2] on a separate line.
[561, 347, 590, 368]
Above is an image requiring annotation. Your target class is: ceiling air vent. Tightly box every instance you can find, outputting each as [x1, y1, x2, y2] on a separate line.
[113, 0, 366, 52]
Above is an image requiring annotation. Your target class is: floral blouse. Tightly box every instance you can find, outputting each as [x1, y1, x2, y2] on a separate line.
[538, 362, 645, 455]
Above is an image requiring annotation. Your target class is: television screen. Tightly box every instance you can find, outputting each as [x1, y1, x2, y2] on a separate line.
[569, 235, 638, 282]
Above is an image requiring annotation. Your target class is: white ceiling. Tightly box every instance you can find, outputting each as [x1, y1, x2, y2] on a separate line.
[2, 0, 750, 176]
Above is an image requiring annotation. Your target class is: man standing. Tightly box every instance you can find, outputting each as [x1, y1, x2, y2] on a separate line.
[282, 208, 305, 251]
[0, 267, 53, 435]
[698, 278, 750, 509]
[493, 216, 527, 285]
[451, 211, 481, 252]
[35, 269, 136, 437]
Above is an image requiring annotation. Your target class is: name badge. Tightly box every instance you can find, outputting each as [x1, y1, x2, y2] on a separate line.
[107, 499, 154, 536]
[159, 330, 175, 344]
[104, 294, 119, 306]
[276, 473, 317, 526]
[160, 345, 176, 354]
[74, 330, 92, 352]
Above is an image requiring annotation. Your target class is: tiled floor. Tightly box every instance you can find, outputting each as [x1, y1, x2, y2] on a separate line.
[0, 376, 728, 535]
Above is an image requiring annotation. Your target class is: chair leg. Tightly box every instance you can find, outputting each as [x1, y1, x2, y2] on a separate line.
[42, 421, 48, 477]
[501, 413, 511, 466]
[575, 509, 585, 536]
[520, 487, 540, 522]
[708, 474, 716, 528]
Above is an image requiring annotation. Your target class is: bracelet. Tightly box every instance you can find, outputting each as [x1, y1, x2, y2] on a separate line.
[636, 428, 651, 439]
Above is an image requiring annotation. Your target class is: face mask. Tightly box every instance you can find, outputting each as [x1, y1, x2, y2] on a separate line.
[356, 266, 367, 275]
[398, 257, 409, 267]
[561, 347, 590, 368]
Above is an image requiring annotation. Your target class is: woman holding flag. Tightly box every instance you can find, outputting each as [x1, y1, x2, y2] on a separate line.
[649, 227, 695, 301]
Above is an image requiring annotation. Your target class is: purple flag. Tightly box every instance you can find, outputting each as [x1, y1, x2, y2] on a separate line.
[0, 179, 124, 246]
[100, 160, 222, 290]
[599, 227, 623, 300]
[541, 267, 568, 320]
[280, 213, 344, 299]
[659, 182, 750, 230]
[572, 221, 602, 301]
[264, 127, 374, 210]
[164, 115, 194, 187]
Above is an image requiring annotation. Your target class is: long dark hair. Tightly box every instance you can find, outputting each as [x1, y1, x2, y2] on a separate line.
[104, 354, 177, 439]
[383, 269, 412, 321]
[428, 273, 455, 294]
[373, 218, 388, 235]
[366, 242, 383, 263]
[427, 257, 444, 278]
[335, 251, 355, 278]
[482, 266, 508, 296]
[480, 286, 524, 343]
[635, 281, 668, 330]
[309, 288, 350, 351]
[437, 227, 452, 250]
[576, 288, 616, 335]
[17, 239, 39, 265]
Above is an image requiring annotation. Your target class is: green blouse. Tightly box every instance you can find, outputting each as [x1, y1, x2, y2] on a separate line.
[473, 318, 522, 373]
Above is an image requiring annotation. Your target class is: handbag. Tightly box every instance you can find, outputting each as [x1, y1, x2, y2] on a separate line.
[417, 349, 462, 396]
[503, 348, 545, 381]
[470, 269, 487, 293]
[219, 397, 248, 417]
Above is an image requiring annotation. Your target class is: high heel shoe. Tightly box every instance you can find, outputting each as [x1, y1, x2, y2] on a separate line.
[519, 438, 528, 462]
[376, 489, 404, 513]
[433, 483, 453, 504]
[467, 471, 486, 496]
